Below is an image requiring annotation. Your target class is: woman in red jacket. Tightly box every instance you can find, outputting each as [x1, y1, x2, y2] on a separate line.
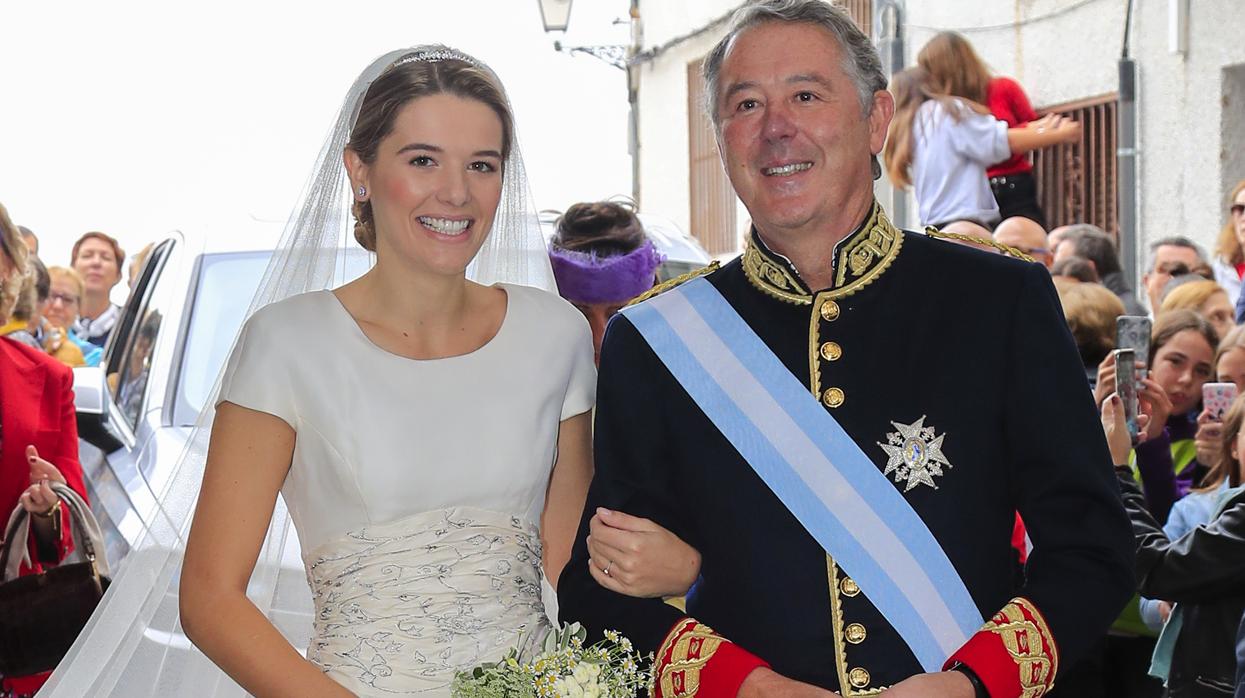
[0, 202, 89, 696]
[918, 31, 1052, 230]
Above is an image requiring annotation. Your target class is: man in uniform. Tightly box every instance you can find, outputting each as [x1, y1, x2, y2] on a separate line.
[557, 2, 1135, 697]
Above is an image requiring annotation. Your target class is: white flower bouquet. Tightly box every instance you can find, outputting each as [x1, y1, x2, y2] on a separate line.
[452, 623, 651, 698]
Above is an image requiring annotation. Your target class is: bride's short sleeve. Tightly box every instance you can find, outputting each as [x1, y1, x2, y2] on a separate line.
[561, 310, 596, 421]
[217, 305, 298, 428]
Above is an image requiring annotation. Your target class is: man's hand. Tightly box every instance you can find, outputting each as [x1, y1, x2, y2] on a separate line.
[737, 668, 841, 698]
[883, 671, 976, 697]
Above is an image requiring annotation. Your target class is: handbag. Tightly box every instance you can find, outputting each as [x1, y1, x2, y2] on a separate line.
[0, 482, 111, 678]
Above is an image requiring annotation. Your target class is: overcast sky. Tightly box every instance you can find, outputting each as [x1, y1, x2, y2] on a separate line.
[1, 0, 633, 269]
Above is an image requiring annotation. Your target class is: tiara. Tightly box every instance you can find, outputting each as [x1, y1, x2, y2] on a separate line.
[395, 48, 478, 67]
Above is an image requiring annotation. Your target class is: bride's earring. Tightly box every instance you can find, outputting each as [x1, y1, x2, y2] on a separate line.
[356, 185, 367, 199]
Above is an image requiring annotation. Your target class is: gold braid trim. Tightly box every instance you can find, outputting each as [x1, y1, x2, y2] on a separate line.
[824, 212, 902, 301]
[924, 226, 1036, 263]
[743, 243, 812, 305]
[984, 598, 1058, 697]
[655, 619, 726, 698]
[625, 262, 721, 308]
[742, 202, 904, 304]
[1011, 597, 1059, 682]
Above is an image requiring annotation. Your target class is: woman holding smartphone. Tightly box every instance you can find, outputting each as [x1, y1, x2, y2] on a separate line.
[1102, 394, 1245, 697]
[1096, 310, 1218, 522]
[1084, 315, 1218, 697]
[1195, 326, 1245, 469]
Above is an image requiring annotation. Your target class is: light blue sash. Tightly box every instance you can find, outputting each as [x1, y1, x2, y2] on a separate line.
[621, 278, 983, 671]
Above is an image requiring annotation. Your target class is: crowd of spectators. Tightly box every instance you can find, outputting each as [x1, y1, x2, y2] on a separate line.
[0, 225, 135, 368]
[0, 205, 157, 693]
[880, 26, 1245, 697]
[957, 179, 1245, 698]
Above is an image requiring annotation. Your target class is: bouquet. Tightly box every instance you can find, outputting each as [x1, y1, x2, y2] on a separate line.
[452, 622, 651, 698]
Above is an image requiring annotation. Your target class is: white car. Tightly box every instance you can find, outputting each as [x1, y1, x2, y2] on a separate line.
[69, 235, 371, 693]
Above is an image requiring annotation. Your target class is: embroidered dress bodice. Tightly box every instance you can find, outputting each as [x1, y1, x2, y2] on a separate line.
[218, 285, 595, 696]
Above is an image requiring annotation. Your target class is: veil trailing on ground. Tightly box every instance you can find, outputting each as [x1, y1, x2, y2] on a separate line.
[39, 46, 554, 697]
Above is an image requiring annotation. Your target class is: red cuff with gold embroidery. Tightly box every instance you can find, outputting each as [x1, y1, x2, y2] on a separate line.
[652, 618, 769, 698]
[943, 597, 1059, 698]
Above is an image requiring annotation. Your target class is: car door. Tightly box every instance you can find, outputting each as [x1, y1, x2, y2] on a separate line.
[75, 236, 179, 570]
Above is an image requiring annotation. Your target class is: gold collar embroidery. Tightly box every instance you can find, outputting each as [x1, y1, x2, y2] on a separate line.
[742, 202, 903, 305]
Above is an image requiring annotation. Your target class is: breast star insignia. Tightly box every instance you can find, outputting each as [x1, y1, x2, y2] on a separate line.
[877, 416, 953, 492]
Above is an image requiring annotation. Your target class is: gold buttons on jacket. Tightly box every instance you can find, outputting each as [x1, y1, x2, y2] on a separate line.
[840, 577, 860, 597]
[849, 667, 871, 688]
[820, 342, 842, 361]
[820, 300, 840, 321]
[823, 387, 845, 408]
[845, 623, 867, 644]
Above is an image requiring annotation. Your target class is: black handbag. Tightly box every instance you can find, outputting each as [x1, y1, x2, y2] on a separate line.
[0, 482, 110, 678]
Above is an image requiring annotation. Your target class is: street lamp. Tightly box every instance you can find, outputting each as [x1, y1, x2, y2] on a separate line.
[537, 0, 573, 33]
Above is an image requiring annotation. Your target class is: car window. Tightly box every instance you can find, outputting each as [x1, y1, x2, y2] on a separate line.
[172, 252, 270, 426]
[172, 250, 371, 426]
[111, 241, 174, 431]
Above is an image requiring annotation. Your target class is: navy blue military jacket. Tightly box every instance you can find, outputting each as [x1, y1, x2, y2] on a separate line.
[558, 204, 1135, 696]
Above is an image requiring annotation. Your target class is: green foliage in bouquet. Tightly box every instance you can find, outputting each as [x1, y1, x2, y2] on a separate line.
[452, 622, 652, 698]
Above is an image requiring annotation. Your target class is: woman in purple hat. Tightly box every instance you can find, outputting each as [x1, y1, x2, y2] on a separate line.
[549, 201, 665, 365]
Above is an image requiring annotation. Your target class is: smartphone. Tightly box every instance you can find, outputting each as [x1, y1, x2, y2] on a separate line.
[1116, 316, 1152, 379]
[1203, 382, 1239, 422]
[1115, 348, 1139, 441]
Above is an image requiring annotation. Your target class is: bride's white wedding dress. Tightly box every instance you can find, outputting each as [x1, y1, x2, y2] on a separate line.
[218, 284, 594, 696]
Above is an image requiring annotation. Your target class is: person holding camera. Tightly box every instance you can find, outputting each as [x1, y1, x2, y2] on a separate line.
[1095, 310, 1218, 523]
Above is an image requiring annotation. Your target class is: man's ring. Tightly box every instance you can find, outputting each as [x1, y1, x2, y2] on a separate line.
[603, 560, 613, 576]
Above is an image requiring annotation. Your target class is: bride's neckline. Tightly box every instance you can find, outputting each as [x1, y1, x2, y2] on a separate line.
[321, 285, 512, 363]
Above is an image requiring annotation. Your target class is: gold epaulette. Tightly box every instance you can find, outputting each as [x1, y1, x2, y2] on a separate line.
[625, 261, 721, 307]
[924, 226, 1035, 264]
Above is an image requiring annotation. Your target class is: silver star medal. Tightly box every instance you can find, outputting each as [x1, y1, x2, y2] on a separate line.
[877, 416, 953, 492]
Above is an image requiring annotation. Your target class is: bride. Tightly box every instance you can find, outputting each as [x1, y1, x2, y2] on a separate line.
[173, 47, 696, 696]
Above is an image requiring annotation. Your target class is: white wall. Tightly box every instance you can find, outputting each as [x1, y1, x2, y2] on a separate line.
[1130, 0, 1245, 259]
[905, 0, 1245, 267]
[634, 0, 743, 244]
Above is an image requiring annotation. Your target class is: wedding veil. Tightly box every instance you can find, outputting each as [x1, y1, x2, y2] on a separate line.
[39, 46, 554, 696]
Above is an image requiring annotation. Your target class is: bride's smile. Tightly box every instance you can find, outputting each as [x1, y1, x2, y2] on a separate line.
[352, 92, 505, 277]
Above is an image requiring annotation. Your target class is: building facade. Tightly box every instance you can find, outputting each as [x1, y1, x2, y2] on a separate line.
[631, 0, 1245, 280]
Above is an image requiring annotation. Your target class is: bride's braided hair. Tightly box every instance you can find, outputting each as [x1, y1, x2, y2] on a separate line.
[347, 51, 514, 252]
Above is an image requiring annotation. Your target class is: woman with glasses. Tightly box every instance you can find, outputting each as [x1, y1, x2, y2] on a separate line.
[42, 266, 102, 367]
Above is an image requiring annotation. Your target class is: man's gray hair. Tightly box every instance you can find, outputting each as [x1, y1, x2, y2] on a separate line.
[1054, 223, 1110, 244]
[701, 0, 886, 127]
[1144, 235, 1207, 274]
[1060, 225, 1124, 276]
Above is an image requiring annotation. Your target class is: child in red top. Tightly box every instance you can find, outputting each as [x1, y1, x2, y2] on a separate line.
[919, 32, 1055, 229]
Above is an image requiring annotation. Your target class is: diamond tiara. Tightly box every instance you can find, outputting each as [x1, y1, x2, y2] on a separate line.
[394, 48, 478, 68]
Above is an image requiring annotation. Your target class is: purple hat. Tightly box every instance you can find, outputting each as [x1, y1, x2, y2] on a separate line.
[549, 239, 665, 305]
